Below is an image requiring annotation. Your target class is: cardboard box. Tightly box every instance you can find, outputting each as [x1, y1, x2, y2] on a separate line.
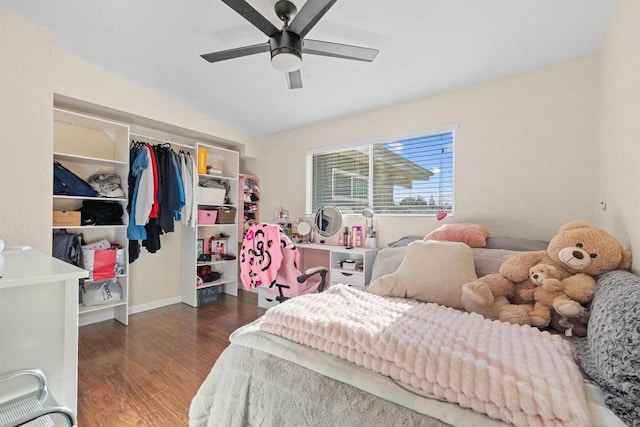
[197, 186, 225, 205]
[53, 211, 81, 226]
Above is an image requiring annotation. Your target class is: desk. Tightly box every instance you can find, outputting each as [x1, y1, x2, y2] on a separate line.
[0, 249, 87, 415]
[297, 243, 377, 291]
[254, 243, 378, 309]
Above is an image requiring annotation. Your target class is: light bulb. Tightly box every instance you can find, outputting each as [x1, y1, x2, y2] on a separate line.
[271, 51, 302, 72]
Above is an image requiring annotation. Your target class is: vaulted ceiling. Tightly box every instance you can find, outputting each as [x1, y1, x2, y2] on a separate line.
[0, 0, 618, 137]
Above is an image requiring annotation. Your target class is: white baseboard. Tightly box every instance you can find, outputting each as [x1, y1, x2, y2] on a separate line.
[79, 311, 115, 327]
[128, 296, 182, 315]
[79, 296, 183, 326]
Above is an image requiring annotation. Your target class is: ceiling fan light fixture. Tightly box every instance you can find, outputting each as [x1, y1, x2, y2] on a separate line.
[271, 48, 302, 72]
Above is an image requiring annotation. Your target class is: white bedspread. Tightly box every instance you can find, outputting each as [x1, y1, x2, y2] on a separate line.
[258, 285, 618, 427]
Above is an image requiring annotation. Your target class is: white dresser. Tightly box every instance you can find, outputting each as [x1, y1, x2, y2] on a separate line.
[0, 249, 87, 416]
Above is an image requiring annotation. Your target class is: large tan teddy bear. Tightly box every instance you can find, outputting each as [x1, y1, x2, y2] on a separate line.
[460, 220, 632, 325]
[520, 263, 583, 327]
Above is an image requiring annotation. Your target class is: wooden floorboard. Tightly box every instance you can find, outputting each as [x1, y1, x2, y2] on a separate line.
[77, 289, 265, 426]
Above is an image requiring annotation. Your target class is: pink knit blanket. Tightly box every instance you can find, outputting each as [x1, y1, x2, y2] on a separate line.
[260, 285, 590, 427]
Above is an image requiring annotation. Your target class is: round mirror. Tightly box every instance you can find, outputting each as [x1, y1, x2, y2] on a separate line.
[297, 221, 312, 237]
[314, 206, 343, 237]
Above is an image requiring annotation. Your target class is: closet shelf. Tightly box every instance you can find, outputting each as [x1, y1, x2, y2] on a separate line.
[79, 300, 127, 315]
[54, 152, 127, 166]
[197, 222, 237, 228]
[53, 225, 127, 230]
[197, 260, 234, 267]
[198, 173, 238, 181]
[197, 277, 235, 289]
[53, 195, 127, 202]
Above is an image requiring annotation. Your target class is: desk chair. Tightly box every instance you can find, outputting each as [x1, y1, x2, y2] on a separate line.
[240, 223, 327, 302]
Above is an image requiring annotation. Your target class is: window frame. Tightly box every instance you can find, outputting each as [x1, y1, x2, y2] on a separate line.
[306, 123, 458, 217]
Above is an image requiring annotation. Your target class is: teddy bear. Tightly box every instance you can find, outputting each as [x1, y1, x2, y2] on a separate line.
[518, 263, 586, 328]
[460, 220, 632, 328]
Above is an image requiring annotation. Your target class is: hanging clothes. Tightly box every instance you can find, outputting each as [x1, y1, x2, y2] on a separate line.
[147, 143, 160, 220]
[143, 217, 162, 253]
[179, 152, 193, 225]
[129, 145, 154, 235]
[172, 151, 185, 221]
[155, 145, 180, 233]
[127, 142, 142, 263]
[188, 153, 198, 228]
[126, 139, 197, 259]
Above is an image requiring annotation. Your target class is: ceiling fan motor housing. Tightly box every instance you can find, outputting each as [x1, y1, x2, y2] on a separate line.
[270, 31, 302, 61]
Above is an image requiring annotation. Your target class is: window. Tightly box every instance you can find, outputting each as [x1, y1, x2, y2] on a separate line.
[306, 128, 455, 216]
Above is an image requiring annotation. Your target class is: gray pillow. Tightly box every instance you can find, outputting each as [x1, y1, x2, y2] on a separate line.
[471, 248, 521, 277]
[575, 270, 640, 425]
[370, 247, 406, 282]
[387, 235, 423, 248]
[370, 247, 521, 283]
[485, 236, 548, 251]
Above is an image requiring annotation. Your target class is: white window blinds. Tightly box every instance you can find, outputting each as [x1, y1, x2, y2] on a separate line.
[307, 130, 454, 215]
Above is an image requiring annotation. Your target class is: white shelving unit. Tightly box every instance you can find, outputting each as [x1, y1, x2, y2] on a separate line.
[53, 108, 130, 326]
[181, 143, 239, 307]
[238, 174, 260, 242]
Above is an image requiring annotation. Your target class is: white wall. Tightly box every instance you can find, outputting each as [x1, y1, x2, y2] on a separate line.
[0, 6, 256, 309]
[0, 9, 53, 252]
[53, 50, 254, 151]
[256, 56, 599, 246]
[594, 0, 640, 271]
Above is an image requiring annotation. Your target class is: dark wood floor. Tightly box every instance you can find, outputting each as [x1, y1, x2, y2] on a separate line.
[77, 290, 265, 426]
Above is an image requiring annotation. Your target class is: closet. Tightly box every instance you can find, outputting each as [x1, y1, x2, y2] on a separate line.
[52, 107, 241, 324]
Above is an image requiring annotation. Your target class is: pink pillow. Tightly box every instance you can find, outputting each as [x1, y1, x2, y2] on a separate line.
[424, 223, 489, 248]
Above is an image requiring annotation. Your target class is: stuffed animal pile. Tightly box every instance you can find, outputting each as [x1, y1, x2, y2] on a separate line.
[460, 220, 632, 333]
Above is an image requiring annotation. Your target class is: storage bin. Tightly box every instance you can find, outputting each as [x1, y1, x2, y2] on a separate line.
[197, 186, 225, 205]
[198, 209, 218, 225]
[216, 207, 236, 224]
[53, 211, 81, 226]
[198, 286, 220, 306]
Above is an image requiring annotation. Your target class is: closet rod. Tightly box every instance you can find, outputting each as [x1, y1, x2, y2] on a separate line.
[130, 132, 195, 150]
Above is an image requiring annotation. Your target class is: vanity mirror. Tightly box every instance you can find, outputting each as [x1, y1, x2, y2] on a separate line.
[314, 206, 342, 237]
[293, 219, 313, 243]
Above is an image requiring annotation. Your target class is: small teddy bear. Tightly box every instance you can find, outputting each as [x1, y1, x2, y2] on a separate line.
[519, 263, 587, 328]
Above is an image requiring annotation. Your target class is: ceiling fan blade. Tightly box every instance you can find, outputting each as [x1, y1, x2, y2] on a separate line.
[287, 0, 337, 38]
[286, 70, 303, 89]
[302, 39, 379, 62]
[201, 42, 270, 63]
[220, 0, 279, 37]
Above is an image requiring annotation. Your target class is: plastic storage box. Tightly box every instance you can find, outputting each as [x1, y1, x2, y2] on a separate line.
[197, 186, 225, 205]
[198, 286, 220, 306]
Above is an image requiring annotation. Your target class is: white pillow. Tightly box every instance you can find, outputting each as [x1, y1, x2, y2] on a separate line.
[368, 240, 477, 309]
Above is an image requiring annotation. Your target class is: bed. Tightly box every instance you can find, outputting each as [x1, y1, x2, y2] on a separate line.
[189, 242, 639, 427]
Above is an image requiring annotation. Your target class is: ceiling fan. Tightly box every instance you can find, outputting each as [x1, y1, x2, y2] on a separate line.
[201, 0, 379, 89]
